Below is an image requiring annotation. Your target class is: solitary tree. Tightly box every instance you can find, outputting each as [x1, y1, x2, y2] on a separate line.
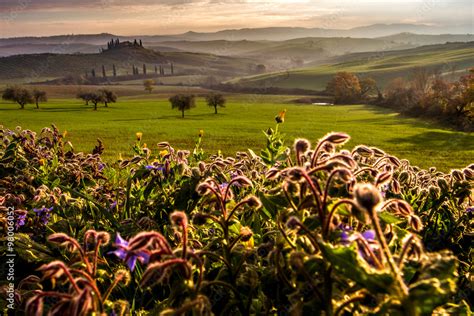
[256, 64, 266, 74]
[326, 72, 362, 104]
[206, 93, 226, 114]
[32, 89, 48, 109]
[143, 79, 155, 94]
[99, 89, 117, 107]
[169, 94, 196, 118]
[2, 86, 34, 109]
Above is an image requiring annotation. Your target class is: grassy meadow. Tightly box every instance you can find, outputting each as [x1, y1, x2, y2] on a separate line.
[0, 88, 472, 171]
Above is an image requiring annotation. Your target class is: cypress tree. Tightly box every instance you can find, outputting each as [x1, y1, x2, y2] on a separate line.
[102, 65, 107, 78]
[91, 69, 96, 78]
[113, 64, 117, 77]
[143, 64, 147, 75]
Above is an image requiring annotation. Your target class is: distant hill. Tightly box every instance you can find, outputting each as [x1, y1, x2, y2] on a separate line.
[230, 42, 474, 91]
[146, 37, 414, 70]
[377, 33, 474, 46]
[0, 45, 257, 83]
[171, 24, 472, 41]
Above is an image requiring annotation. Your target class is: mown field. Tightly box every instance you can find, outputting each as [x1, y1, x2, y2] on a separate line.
[1, 91, 472, 171]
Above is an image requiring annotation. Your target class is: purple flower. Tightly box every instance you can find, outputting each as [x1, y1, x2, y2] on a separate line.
[110, 201, 117, 210]
[33, 207, 53, 225]
[98, 163, 106, 172]
[145, 164, 165, 172]
[361, 230, 376, 241]
[16, 213, 27, 229]
[109, 233, 150, 271]
[338, 224, 353, 245]
[466, 207, 474, 213]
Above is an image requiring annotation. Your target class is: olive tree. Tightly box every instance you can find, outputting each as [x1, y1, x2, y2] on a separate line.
[2, 86, 34, 109]
[169, 94, 196, 118]
[205, 93, 226, 114]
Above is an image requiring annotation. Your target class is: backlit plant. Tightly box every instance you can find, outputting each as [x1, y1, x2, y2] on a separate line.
[0, 120, 472, 315]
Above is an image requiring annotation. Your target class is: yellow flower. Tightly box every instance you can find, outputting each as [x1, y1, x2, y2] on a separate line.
[136, 132, 143, 141]
[62, 131, 68, 138]
[275, 109, 287, 123]
[143, 143, 147, 149]
[198, 129, 204, 137]
[160, 149, 169, 157]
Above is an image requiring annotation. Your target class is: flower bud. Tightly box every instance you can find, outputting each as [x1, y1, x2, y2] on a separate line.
[353, 183, 382, 214]
[323, 132, 350, 145]
[170, 211, 188, 227]
[294, 138, 311, 153]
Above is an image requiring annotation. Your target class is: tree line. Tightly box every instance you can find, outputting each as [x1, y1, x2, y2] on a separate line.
[85, 63, 174, 79]
[325, 68, 473, 131]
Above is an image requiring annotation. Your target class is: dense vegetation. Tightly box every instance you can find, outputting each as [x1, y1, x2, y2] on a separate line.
[322, 69, 473, 131]
[0, 117, 472, 315]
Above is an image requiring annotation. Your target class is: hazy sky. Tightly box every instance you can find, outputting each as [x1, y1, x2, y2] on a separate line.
[0, 0, 472, 37]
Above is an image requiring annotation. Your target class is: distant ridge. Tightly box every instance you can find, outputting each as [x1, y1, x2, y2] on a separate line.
[1, 23, 471, 42]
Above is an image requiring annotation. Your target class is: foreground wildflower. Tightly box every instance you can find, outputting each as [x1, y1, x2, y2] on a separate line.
[33, 206, 53, 225]
[109, 233, 150, 271]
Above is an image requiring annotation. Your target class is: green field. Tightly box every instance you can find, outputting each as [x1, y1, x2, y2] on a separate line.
[1, 92, 472, 171]
[232, 42, 474, 90]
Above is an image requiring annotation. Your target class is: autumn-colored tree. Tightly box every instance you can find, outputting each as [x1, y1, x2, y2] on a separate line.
[169, 94, 196, 118]
[326, 72, 362, 104]
[256, 64, 266, 74]
[205, 93, 226, 114]
[359, 77, 378, 99]
[144, 79, 155, 94]
[2, 86, 34, 109]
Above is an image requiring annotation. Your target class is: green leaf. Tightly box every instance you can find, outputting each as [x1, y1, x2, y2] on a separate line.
[408, 250, 458, 315]
[378, 210, 403, 224]
[318, 240, 394, 294]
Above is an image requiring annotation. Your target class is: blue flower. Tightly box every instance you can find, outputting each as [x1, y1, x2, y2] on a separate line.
[33, 207, 53, 225]
[16, 213, 27, 229]
[361, 230, 375, 241]
[109, 233, 150, 271]
[466, 207, 474, 213]
[145, 164, 166, 173]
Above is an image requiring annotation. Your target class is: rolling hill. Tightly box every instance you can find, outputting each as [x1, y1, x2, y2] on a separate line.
[0, 45, 257, 83]
[230, 42, 474, 91]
